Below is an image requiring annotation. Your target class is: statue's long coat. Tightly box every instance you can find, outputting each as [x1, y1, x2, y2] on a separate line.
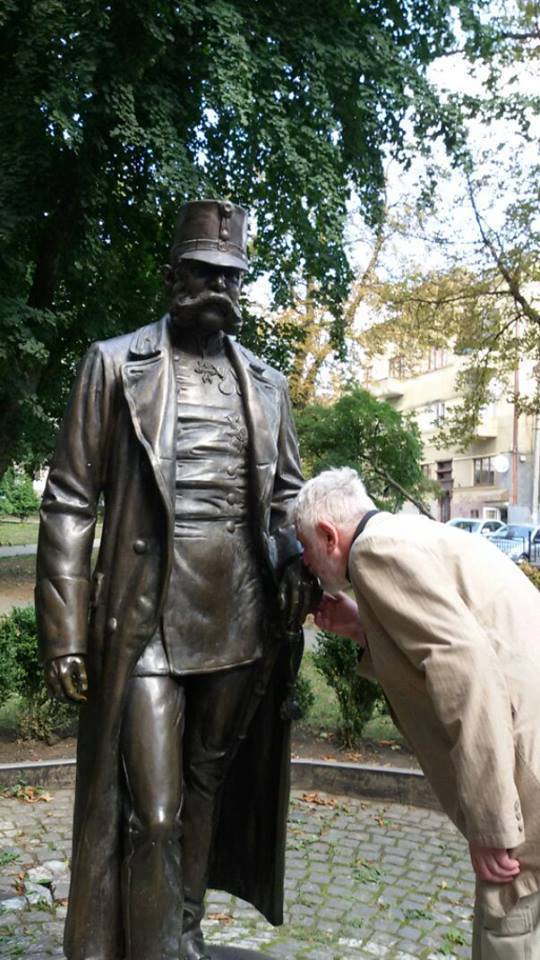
[35, 316, 304, 960]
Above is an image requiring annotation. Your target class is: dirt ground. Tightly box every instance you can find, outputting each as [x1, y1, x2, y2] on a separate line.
[0, 725, 419, 769]
[0, 580, 33, 615]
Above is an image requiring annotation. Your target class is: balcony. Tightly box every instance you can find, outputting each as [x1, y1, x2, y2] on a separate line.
[474, 412, 498, 439]
[371, 377, 404, 401]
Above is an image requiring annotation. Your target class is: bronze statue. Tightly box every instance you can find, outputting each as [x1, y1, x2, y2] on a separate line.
[36, 200, 315, 960]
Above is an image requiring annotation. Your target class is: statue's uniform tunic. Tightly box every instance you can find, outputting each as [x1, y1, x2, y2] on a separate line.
[135, 331, 264, 675]
[121, 331, 265, 960]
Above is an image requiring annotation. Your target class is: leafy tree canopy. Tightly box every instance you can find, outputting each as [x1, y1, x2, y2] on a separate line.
[295, 386, 435, 513]
[0, 0, 499, 473]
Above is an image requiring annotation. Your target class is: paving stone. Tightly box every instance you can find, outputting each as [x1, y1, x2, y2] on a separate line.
[0, 785, 477, 959]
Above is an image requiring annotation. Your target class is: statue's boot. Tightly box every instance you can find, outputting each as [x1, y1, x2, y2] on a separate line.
[181, 900, 210, 960]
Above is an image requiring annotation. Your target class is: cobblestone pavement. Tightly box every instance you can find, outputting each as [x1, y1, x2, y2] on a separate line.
[0, 785, 475, 959]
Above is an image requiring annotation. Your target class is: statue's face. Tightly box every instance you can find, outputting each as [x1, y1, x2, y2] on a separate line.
[167, 258, 243, 335]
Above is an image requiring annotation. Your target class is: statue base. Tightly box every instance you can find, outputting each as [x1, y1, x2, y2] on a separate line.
[208, 948, 273, 958]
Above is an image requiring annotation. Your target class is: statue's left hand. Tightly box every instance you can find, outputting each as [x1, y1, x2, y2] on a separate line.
[45, 655, 88, 703]
[278, 556, 322, 633]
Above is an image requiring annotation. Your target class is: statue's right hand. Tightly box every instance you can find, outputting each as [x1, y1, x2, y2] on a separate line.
[45, 655, 88, 703]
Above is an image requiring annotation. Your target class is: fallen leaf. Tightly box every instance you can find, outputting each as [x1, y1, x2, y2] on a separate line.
[299, 792, 336, 807]
[207, 912, 234, 924]
[1, 784, 53, 803]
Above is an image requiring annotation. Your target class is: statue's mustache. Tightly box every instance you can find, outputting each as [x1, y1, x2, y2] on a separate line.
[170, 287, 242, 323]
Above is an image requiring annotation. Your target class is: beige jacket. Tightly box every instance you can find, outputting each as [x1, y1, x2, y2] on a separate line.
[349, 512, 540, 917]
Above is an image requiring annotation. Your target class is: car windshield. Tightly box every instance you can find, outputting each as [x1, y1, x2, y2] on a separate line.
[452, 520, 481, 532]
[496, 524, 533, 539]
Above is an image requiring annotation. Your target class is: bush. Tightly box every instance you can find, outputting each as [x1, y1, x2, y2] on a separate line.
[312, 630, 381, 747]
[294, 669, 315, 721]
[521, 562, 540, 590]
[0, 466, 40, 520]
[0, 606, 76, 741]
[18, 689, 76, 742]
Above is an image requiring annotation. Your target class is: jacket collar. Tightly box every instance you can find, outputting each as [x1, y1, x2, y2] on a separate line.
[346, 510, 381, 582]
[128, 315, 170, 357]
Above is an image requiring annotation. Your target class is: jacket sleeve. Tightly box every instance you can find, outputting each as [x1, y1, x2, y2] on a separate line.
[353, 536, 524, 849]
[267, 379, 305, 575]
[35, 343, 113, 662]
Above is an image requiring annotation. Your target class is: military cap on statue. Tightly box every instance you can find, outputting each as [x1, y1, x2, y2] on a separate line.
[171, 199, 249, 271]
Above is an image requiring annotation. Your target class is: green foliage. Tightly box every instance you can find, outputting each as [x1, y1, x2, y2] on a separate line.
[0, 0, 497, 473]
[296, 386, 432, 512]
[18, 688, 76, 742]
[521, 562, 540, 591]
[0, 606, 40, 701]
[295, 649, 340, 731]
[293, 668, 315, 722]
[0, 466, 40, 520]
[0, 606, 76, 741]
[312, 630, 381, 747]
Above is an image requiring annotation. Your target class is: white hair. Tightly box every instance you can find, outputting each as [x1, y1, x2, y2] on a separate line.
[294, 467, 375, 536]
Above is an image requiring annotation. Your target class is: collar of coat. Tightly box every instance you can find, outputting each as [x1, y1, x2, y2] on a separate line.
[128, 313, 270, 377]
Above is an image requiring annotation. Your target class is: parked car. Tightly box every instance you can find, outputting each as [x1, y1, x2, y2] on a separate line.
[446, 517, 506, 537]
[489, 523, 540, 563]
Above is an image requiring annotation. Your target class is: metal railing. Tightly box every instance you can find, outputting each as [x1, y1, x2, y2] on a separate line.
[491, 534, 540, 565]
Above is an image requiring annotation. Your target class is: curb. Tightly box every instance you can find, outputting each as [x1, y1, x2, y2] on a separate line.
[0, 757, 440, 810]
[291, 758, 439, 809]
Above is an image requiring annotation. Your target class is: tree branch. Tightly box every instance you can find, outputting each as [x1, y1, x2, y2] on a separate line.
[361, 459, 436, 520]
[466, 178, 540, 328]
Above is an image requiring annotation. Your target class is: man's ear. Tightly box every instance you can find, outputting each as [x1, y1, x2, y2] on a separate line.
[316, 520, 338, 554]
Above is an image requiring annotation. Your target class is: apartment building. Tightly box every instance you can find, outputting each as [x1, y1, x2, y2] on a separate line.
[369, 348, 540, 524]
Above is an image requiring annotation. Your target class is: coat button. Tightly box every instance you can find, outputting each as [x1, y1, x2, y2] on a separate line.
[133, 539, 148, 554]
[227, 493, 235, 505]
[107, 617, 118, 633]
[226, 521, 235, 533]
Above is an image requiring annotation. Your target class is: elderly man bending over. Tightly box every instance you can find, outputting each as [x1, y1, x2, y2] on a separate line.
[295, 467, 540, 960]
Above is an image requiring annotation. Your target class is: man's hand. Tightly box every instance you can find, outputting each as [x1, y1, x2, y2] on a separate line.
[46, 655, 88, 703]
[469, 841, 520, 883]
[314, 592, 366, 646]
[278, 557, 321, 633]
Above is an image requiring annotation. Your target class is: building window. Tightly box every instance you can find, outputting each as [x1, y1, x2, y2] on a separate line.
[426, 347, 448, 371]
[389, 355, 406, 379]
[433, 401, 446, 427]
[470, 509, 479, 518]
[474, 457, 494, 486]
[421, 463, 431, 478]
[436, 460, 453, 523]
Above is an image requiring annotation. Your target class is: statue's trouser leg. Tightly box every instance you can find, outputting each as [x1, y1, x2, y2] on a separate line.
[120, 675, 185, 960]
[181, 663, 257, 948]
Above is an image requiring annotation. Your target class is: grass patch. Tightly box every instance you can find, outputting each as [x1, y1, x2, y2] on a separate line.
[0, 519, 103, 548]
[297, 651, 340, 732]
[363, 713, 402, 741]
[0, 519, 40, 546]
